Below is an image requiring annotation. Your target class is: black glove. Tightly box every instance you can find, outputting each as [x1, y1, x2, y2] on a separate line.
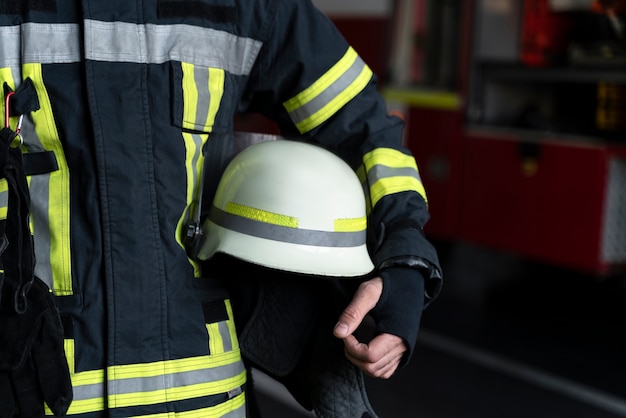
[371, 267, 425, 367]
[0, 277, 73, 417]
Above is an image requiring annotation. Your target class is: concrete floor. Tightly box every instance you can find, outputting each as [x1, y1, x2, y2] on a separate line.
[253, 241, 626, 417]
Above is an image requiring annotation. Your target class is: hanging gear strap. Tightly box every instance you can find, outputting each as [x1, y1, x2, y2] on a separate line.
[0, 80, 40, 314]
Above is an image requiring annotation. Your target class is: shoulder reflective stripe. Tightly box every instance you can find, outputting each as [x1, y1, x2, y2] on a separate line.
[181, 63, 225, 131]
[0, 26, 21, 67]
[22, 63, 73, 295]
[362, 148, 427, 206]
[283, 47, 373, 134]
[210, 205, 366, 247]
[0, 24, 81, 67]
[1, 22, 262, 70]
[22, 23, 82, 64]
[0, 180, 7, 220]
[84, 20, 262, 73]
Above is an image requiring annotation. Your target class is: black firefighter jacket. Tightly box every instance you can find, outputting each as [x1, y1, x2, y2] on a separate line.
[0, 0, 442, 416]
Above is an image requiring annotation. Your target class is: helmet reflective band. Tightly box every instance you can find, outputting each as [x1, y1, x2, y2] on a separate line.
[197, 139, 374, 277]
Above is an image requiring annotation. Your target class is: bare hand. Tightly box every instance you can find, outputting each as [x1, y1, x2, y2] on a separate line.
[333, 277, 407, 379]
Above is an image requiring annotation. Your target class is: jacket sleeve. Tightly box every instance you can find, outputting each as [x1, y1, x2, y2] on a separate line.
[239, 0, 443, 358]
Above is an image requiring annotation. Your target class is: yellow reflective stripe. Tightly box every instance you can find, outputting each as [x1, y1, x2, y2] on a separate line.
[182, 62, 200, 131]
[225, 202, 299, 228]
[283, 47, 373, 133]
[334, 216, 367, 233]
[207, 67, 225, 128]
[283, 47, 359, 112]
[109, 370, 246, 408]
[0, 71, 11, 222]
[302, 64, 371, 131]
[64, 339, 75, 375]
[207, 299, 238, 355]
[362, 148, 427, 206]
[181, 63, 225, 132]
[23, 63, 72, 295]
[177, 131, 206, 277]
[46, 352, 245, 414]
[370, 177, 426, 206]
[207, 322, 225, 355]
[224, 300, 239, 351]
[0, 178, 7, 220]
[109, 352, 243, 379]
[362, 148, 417, 171]
[46, 369, 106, 415]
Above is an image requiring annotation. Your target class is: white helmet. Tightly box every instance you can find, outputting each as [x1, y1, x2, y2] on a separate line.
[197, 138, 374, 277]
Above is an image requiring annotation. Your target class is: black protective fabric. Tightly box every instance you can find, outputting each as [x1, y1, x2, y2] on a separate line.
[372, 267, 425, 366]
[0, 277, 73, 417]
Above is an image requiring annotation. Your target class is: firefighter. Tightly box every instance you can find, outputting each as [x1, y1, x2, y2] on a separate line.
[0, 1, 443, 417]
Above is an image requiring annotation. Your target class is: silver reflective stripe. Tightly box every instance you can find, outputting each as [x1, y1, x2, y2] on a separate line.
[22, 23, 82, 64]
[209, 206, 366, 247]
[30, 176, 53, 287]
[0, 21, 262, 71]
[0, 26, 21, 67]
[84, 20, 262, 74]
[0, 187, 7, 218]
[195, 65, 213, 125]
[367, 164, 423, 185]
[219, 321, 233, 352]
[72, 382, 105, 402]
[288, 55, 367, 127]
[109, 362, 245, 396]
[221, 402, 246, 418]
[0, 23, 81, 67]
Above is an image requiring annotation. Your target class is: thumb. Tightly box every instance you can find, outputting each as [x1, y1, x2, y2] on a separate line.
[334, 277, 382, 339]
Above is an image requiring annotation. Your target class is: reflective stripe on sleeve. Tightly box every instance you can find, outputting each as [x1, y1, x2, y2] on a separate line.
[209, 203, 367, 247]
[283, 47, 373, 134]
[362, 148, 427, 207]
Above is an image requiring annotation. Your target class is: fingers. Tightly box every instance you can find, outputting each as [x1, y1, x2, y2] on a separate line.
[333, 277, 382, 339]
[343, 333, 407, 379]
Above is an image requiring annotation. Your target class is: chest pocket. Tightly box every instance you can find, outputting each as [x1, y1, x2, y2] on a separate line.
[171, 61, 231, 134]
